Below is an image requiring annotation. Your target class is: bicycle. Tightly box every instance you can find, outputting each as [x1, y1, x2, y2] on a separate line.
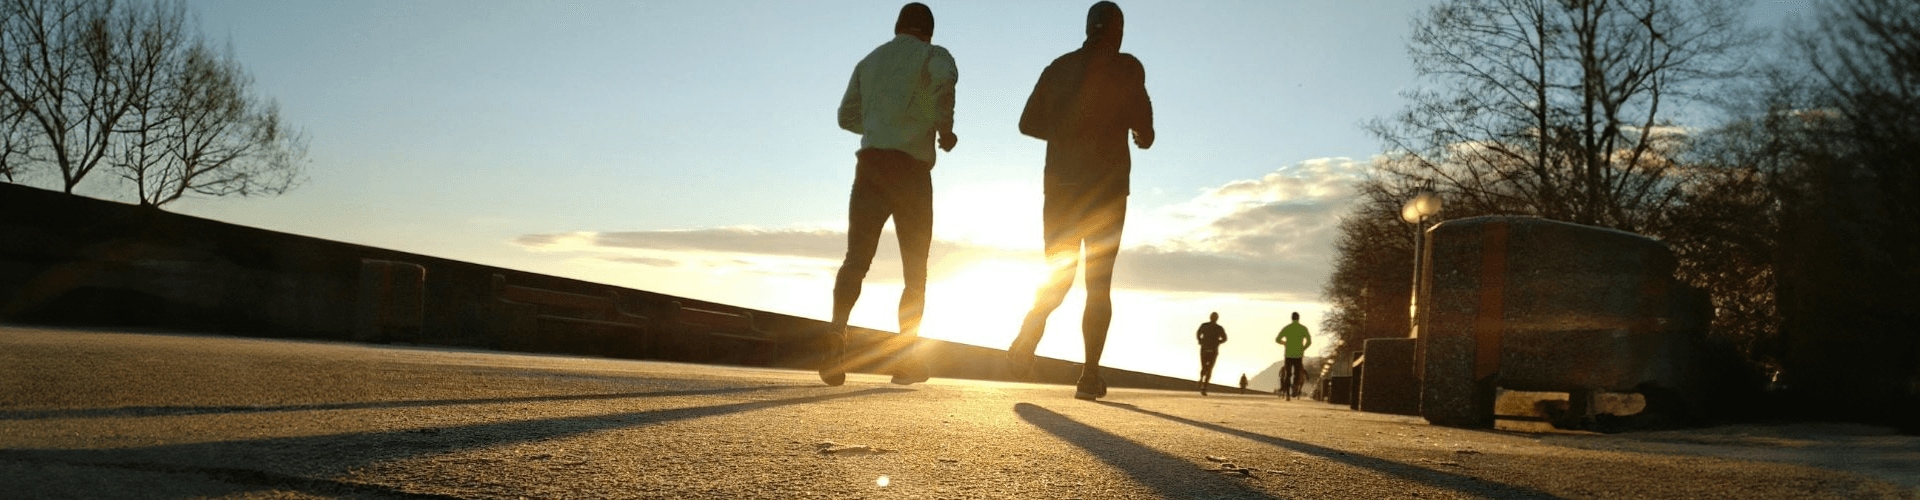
[1278, 363, 1304, 401]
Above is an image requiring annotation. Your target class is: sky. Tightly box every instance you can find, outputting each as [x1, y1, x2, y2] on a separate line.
[162, 0, 1812, 388]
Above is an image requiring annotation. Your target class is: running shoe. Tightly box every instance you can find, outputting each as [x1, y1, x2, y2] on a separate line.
[1073, 370, 1107, 401]
[817, 327, 847, 386]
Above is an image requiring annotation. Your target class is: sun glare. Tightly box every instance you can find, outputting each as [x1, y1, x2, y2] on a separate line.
[934, 182, 1043, 249]
[918, 258, 1045, 347]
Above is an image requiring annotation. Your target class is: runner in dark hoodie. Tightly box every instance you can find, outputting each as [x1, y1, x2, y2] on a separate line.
[1005, 1, 1154, 401]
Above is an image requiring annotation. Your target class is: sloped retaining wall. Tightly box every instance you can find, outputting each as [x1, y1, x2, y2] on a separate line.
[0, 183, 1190, 390]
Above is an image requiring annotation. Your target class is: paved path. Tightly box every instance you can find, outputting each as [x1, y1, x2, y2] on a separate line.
[2, 326, 1915, 499]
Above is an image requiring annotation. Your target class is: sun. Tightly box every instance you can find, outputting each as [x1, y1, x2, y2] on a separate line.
[932, 181, 1043, 249]
[918, 257, 1046, 348]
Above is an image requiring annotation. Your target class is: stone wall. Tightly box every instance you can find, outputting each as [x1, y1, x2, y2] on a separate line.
[0, 183, 1192, 390]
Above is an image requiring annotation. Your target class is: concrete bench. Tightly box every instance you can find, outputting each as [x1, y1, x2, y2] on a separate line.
[662, 301, 777, 366]
[1417, 216, 1716, 430]
[487, 274, 651, 358]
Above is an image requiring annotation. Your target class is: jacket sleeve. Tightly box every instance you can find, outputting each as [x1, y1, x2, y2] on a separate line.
[1018, 63, 1056, 140]
[838, 65, 864, 135]
[1123, 55, 1154, 143]
[929, 46, 957, 135]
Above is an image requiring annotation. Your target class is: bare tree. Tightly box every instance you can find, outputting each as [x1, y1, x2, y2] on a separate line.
[1368, 0, 1754, 233]
[1320, 175, 1417, 361]
[1762, 0, 1920, 422]
[1663, 121, 1783, 372]
[0, 0, 130, 194]
[113, 12, 304, 206]
[0, 90, 28, 182]
[1795, 0, 1920, 220]
[0, 0, 304, 204]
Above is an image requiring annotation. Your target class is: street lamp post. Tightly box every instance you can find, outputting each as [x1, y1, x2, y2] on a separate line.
[1401, 186, 1442, 337]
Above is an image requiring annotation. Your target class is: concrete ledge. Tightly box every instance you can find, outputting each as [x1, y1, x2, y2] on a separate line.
[0, 182, 1198, 390]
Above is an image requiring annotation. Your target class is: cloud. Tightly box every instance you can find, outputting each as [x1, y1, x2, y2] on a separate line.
[606, 256, 680, 268]
[588, 228, 847, 260]
[516, 227, 949, 283]
[1120, 157, 1371, 298]
[511, 232, 580, 248]
[513, 157, 1372, 299]
[1115, 248, 1328, 299]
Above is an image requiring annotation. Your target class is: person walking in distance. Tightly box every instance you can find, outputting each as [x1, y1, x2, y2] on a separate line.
[1239, 373, 1249, 394]
[1004, 1, 1154, 401]
[820, 2, 958, 387]
[1274, 312, 1313, 399]
[1196, 312, 1227, 395]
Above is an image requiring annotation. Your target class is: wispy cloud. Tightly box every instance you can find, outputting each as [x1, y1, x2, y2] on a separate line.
[605, 256, 681, 268]
[514, 157, 1372, 300]
[513, 229, 845, 260]
[515, 228, 981, 282]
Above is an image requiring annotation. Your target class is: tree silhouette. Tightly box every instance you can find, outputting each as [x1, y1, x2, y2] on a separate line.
[0, 0, 304, 205]
[1366, 0, 1754, 233]
[1765, 0, 1920, 422]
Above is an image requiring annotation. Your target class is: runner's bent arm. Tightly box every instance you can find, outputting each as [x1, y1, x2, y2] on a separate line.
[838, 66, 863, 134]
[1018, 63, 1059, 141]
[1121, 55, 1154, 148]
[929, 46, 958, 138]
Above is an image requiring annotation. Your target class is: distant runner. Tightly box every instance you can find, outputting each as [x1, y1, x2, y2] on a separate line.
[1195, 312, 1227, 395]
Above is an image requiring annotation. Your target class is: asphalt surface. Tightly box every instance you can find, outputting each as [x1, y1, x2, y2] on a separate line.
[2, 325, 1915, 499]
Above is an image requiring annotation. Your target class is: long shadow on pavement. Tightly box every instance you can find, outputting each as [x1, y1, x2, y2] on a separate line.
[2, 387, 910, 498]
[1015, 403, 1273, 499]
[0, 384, 809, 420]
[1097, 402, 1562, 499]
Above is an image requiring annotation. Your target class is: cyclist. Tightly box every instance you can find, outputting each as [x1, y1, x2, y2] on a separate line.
[1274, 312, 1312, 399]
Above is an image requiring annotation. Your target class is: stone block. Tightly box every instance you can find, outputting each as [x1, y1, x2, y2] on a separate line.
[355, 259, 426, 343]
[1327, 376, 1353, 405]
[1418, 216, 1711, 428]
[1360, 337, 1421, 416]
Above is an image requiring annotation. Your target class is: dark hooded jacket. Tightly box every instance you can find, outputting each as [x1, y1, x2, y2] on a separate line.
[1018, 10, 1154, 199]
